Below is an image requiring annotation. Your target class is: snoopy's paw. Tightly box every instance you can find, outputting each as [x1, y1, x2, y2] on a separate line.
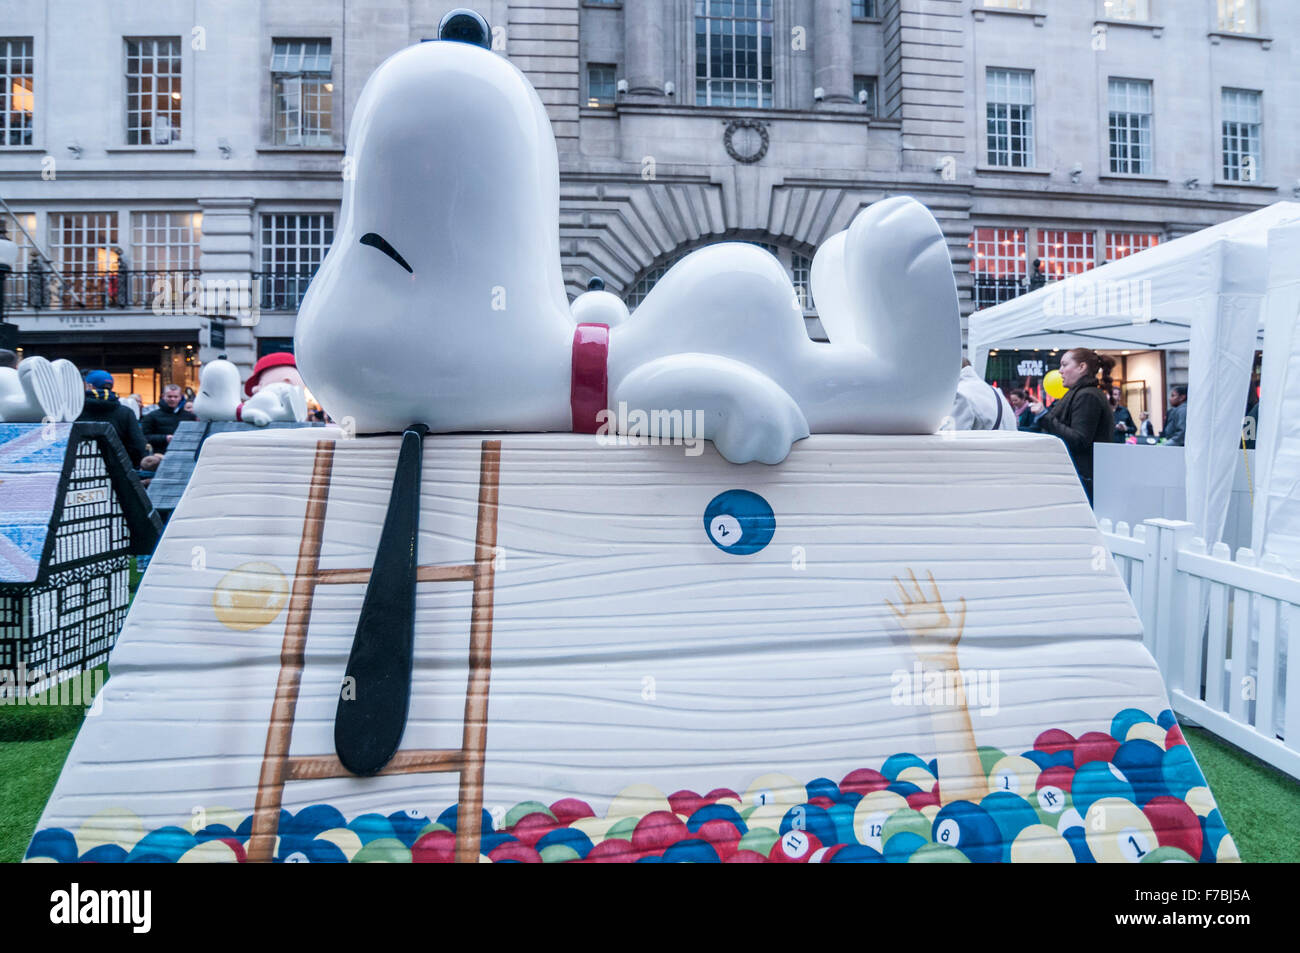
[711, 409, 809, 465]
[241, 407, 271, 426]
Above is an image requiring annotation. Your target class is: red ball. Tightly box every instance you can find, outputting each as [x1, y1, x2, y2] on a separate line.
[219, 838, 247, 863]
[695, 819, 742, 861]
[549, 798, 595, 825]
[1037, 765, 1076, 792]
[1165, 724, 1187, 748]
[814, 844, 846, 863]
[1073, 731, 1121, 768]
[1142, 796, 1203, 859]
[808, 796, 836, 810]
[668, 790, 707, 818]
[489, 842, 543, 863]
[906, 790, 940, 810]
[840, 768, 890, 796]
[1034, 728, 1076, 755]
[768, 830, 821, 863]
[509, 812, 560, 847]
[583, 839, 640, 863]
[705, 788, 740, 803]
[631, 811, 689, 853]
[726, 849, 769, 863]
[412, 830, 457, 863]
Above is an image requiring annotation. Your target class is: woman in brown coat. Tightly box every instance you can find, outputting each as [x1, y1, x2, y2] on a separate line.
[1027, 348, 1116, 506]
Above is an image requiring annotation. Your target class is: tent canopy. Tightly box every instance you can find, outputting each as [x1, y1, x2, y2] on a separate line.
[968, 202, 1300, 547]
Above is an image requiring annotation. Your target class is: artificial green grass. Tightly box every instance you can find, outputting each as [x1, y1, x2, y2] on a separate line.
[0, 732, 78, 863]
[1182, 726, 1300, 863]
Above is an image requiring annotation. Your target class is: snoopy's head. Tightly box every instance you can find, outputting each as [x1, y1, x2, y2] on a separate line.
[193, 358, 243, 420]
[295, 9, 574, 433]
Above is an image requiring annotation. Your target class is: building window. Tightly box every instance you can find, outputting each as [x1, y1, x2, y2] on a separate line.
[272, 39, 333, 146]
[586, 63, 616, 107]
[791, 252, 815, 311]
[1038, 230, 1096, 281]
[969, 227, 1027, 309]
[1221, 88, 1261, 182]
[1108, 78, 1153, 175]
[1217, 0, 1258, 33]
[0, 38, 34, 146]
[1, 212, 36, 311]
[131, 212, 202, 306]
[983, 0, 1031, 8]
[260, 213, 334, 310]
[986, 68, 1034, 167]
[1105, 231, 1159, 261]
[125, 38, 182, 145]
[1102, 0, 1148, 18]
[851, 0, 877, 16]
[51, 213, 121, 309]
[854, 75, 877, 116]
[695, 0, 773, 108]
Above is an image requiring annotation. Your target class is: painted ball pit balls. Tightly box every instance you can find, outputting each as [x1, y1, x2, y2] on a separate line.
[1139, 846, 1197, 863]
[668, 790, 707, 819]
[1084, 797, 1158, 863]
[194, 824, 238, 845]
[828, 844, 886, 863]
[881, 752, 930, 781]
[743, 773, 804, 809]
[1140, 796, 1202, 859]
[706, 788, 740, 803]
[1112, 739, 1169, 805]
[126, 826, 197, 863]
[278, 837, 347, 863]
[726, 849, 769, 863]
[1161, 743, 1205, 799]
[854, 790, 909, 851]
[1216, 834, 1241, 862]
[605, 816, 639, 841]
[1034, 728, 1076, 755]
[932, 802, 1001, 864]
[687, 803, 747, 835]
[510, 812, 561, 847]
[583, 839, 639, 863]
[1036, 764, 1075, 793]
[180, 840, 243, 863]
[412, 830, 457, 863]
[434, 806, 492, 839]
[808, 796, 836, 811]
[1056, 807, 1085, 833]
[317, 827, 363, 861]
[1125, 721, 1168, 749]
[352, 837, 412, 863]
[535, 827, 593, 858]
[897, 766, 937, 791]
[905, 790, 940, 811]
[1073, 731, 1121, 769]
[632, 811, 690, 853]
[1110, 708, 1154, 745]
[1010, 824, 1076, 863]
[27, 829, 78, 863]
[1021, 749, 1056, 771]
[489, 842, 543, 863]
[1033, 786, 1072, 827]
[738, 827, 780, 857]
[980, 791, 1040, 860]
[1183, 786, 1217, 818]
[287, 804, 347, 839]
[548, 798, 594, 825]
[1061, 826, 1095, 863]
[504, 800, 555, 828]
[840, 767, 889, 796]
[886, 781, 922, 799]
[1200, 809, 1230, 861]
[988, 755, 1041, 798]
[347, 813, 398, 845]
[977, 746, 1007, 778]
[663, 839, 721, 863]
[636, 854, 664, 863]
[805, 777, 841, 802]
[883, 831, 927, 863]
[1157, 708, 1177, 730]
[828, 802, 858, 843]
[769, 829, 820, 862]
[881, 808, 932, 847]
[908, 843, 970, 863]
[1165, 724, 1187, 748]
[480, 831, 517, 855]
[79, 844, 131, 863]
[779, 805, 837, 847]
[1070, 762, 1134, 816]
[540, 843, 583, 863]
[695, 819, 743, 861]
[212, 561, 289, 630]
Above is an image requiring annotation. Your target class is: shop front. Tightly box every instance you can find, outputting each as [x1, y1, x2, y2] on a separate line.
[15, 331, 201, 405]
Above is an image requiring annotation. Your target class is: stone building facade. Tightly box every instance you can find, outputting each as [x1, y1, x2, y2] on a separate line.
[0, 0, 1292, 414]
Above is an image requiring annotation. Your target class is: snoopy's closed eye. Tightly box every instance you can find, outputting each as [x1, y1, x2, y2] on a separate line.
[360, 232, 413, 274]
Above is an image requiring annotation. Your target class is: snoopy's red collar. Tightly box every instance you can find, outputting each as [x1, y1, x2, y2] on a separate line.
[570, 323, 609, 434]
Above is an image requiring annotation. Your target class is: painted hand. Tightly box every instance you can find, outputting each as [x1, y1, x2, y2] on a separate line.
[883, 569, 967, 665]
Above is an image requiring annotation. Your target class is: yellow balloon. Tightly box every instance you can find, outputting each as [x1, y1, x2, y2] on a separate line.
[1044, 369, 1068, 400]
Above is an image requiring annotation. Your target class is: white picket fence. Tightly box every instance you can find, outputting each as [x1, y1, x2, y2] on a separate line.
[1100, 517, 1300, 780]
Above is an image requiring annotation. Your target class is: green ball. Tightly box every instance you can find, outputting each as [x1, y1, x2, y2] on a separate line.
[977, 746, 1007, 779]
[1140, 846, 1197, 863]
[352, 838, 412, 863]
[908, 843, 970, 863]
[416, 822, 453, 840]
[504, 801, 555, 829]
[605, 816, 638, 841]
[539, 843, 582, 863]
[738, 827, 780, 857]
[882, 808, 932, 846]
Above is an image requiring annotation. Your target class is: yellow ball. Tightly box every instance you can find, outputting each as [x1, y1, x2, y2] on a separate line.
[1125, 721, 1167, 749]
[179, 840, 240, 863]
[853, 791, 909, 852]
[606, 784, 671, 819]
[1183, 786, 1217, 818]
[742, 773, 804, 810]
[317, 827, 363, 861]
[897, 766, 937, 791]
[1044, 369, 1068, 400]
[212, 561, 289, 630]
[1011, 824, 1076, 863]
[1084, 797, 1157, 863]
[1216, 835, 1241, 863]
[75, 808, 144, 856]
[988, 756, 1041, 797]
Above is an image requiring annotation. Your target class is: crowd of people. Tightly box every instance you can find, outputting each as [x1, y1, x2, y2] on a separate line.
[953, 346, 1195, 507]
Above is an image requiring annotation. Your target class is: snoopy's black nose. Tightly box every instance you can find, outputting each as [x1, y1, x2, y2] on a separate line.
[438, 8, 491, 49]
[587, 276, 605, 292]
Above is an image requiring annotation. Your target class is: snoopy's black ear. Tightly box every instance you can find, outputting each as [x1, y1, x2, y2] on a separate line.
[438, 8, 491, 49]
[587, 276, 605, 292]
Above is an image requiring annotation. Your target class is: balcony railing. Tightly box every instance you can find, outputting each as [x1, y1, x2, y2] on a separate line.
[254, 269, 320, 312]
[0, 269, 202, 312]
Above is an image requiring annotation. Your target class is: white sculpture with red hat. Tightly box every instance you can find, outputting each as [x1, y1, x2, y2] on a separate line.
[192, 354, 307, 426]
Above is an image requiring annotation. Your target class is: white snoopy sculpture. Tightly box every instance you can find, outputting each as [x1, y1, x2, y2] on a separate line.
[0, 356, 84, 423]
[192, 358, 307, 426]
[295, 10, 961, 466]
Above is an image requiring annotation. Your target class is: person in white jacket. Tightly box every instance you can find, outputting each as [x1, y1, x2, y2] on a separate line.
[950, 359, 1017, 431]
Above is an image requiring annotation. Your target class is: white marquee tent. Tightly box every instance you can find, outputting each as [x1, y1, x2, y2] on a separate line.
[970, 201, 1300, 550]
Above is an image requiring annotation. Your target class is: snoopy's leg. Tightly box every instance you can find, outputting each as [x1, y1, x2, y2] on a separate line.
[241, 406, 271, 427]
[612, 354, 809, 465]
[54, 360, 85, 421]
